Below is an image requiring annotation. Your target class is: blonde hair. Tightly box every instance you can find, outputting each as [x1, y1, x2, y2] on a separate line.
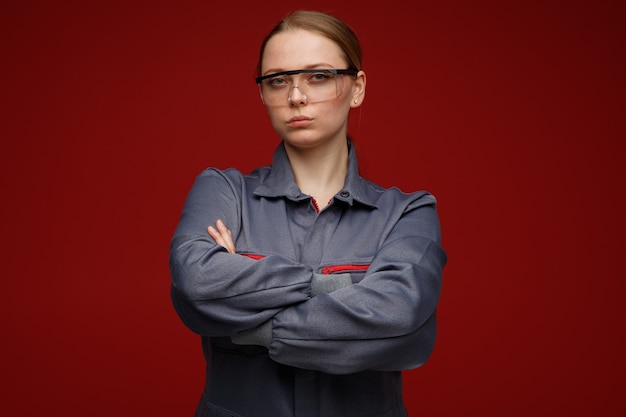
[257, 10, 362, 76]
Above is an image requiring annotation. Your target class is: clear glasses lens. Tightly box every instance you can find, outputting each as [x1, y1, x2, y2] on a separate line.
[260, 71, 343, 106]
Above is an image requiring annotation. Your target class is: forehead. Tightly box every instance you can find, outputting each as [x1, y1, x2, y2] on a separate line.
[262, 29, 347, 73]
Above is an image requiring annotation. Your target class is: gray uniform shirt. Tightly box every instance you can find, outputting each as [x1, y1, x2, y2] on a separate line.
[170, 141, 447, 417]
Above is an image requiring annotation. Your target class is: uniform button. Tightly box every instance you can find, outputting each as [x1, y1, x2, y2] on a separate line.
[340, 191, 350, 198]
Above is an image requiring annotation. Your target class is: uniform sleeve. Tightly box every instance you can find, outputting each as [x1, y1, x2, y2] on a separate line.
[266, 196, 447, 374]
[169, 169, 315, 336]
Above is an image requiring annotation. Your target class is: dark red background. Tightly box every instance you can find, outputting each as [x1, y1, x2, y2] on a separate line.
[1, 1, 624, 416]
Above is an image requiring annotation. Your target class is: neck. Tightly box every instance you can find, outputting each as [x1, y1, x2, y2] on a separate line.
[284, 140, 349, 206]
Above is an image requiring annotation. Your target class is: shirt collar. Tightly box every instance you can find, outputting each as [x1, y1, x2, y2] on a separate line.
[253, 141, 379, 209]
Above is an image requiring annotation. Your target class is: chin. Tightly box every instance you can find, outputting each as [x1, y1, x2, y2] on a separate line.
[282, 136, 321, 149]
[281, 129, 318, 144]
[284, 136, 346, 154]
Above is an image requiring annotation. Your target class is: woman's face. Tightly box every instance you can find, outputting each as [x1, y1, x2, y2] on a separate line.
[260, 29, 365, 149]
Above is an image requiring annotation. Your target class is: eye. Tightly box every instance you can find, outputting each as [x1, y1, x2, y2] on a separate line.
[308, 72, 333, 84]
[266, 77, 289, 88]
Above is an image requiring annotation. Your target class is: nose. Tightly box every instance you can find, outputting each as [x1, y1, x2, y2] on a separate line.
[288, 84, 308, 105]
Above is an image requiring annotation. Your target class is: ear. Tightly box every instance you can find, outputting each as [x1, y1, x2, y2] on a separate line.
[350, 70, 366, 108]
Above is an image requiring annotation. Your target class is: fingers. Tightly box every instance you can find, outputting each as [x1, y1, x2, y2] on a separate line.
[216, 219, 231, 236]
[207, 225, 220, 241]
[216, 220, 235, 253]
[207, 219, 236, 254]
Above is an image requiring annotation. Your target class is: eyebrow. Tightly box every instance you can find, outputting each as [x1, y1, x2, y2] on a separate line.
[255, 68, 357, 84]
[262, 63, 336, 77]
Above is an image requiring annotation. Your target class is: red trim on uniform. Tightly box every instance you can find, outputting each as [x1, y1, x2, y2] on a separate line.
[242, 254, 265, 260]
[311, 197, 333, 213]
[321, 264, 370, 275]
[311, 198, 320, 213]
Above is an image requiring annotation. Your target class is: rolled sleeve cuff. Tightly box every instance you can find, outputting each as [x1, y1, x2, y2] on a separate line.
[310, 272, 352, 296]
[231, 319, 273, 347]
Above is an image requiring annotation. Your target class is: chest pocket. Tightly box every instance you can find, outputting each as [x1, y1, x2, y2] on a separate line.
[321, 263, 370, 283]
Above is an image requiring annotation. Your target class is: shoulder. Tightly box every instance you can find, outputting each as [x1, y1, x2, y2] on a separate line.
[195, 166, 267, 184]
[190, 166, 274, 196]
[351, 178, 443, 244]
[197, 167, 244, 181]
[359, 177, 438, 212]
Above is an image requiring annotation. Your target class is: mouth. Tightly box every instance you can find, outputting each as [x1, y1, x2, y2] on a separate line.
[287, 115, 313, 128]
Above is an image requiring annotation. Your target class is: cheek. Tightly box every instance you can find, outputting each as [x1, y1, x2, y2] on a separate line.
[315, 99, 353, 129]
[324, 98, 352, 122]
[266, 108, 285, 131]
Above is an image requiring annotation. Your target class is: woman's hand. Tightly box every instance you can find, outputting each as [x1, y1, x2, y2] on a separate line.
[207, 219, 236, 254]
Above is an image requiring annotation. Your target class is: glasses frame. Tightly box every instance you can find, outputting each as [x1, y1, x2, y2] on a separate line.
[255, 68, 358, 84]
[256, 68, 359, 106]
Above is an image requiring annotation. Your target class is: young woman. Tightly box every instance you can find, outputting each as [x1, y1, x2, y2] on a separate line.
[170, 10, 447, 417]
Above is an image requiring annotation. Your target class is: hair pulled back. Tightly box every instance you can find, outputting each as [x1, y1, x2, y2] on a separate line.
[256, 10, 362, 77]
